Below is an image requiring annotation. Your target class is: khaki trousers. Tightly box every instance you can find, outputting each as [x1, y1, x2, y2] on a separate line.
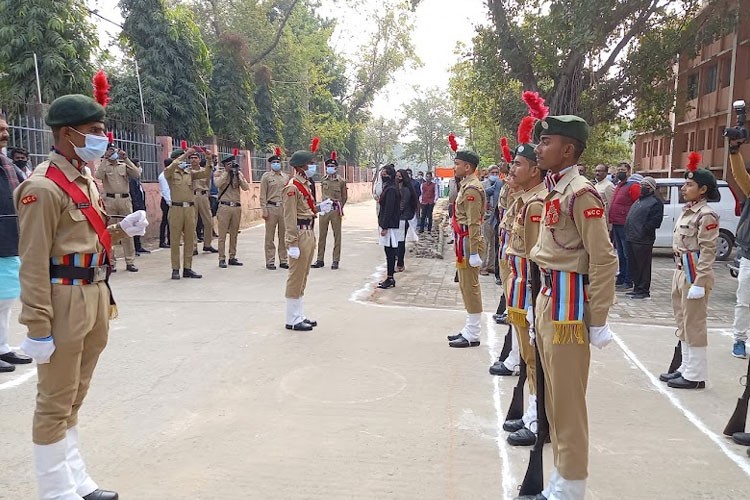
[535, 292, 591, 481]
[499, 259, 511, 292]
[671, 270, 710, 347]
[217, 205, 241, 260]
[264, 206, 287, 266]
[285, 230, 315, 298]
[317, 211, 342, 262]
[481, 218, 494, 271]
[34, 283, 109, 445]
[168, 205, 196, 270]
[103, 197, 135, 266]
[458, 265, 482, 314]
[194, 194, 213, 248]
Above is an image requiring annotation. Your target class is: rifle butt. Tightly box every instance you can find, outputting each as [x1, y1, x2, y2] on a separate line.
[723, 399, 748, 436]
[518, 446, 544, 496]
[667, 341, 682, 374]
[499, 326, 512, 362]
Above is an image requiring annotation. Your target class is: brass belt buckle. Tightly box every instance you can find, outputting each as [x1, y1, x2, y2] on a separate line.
[92, 265, 108, 282]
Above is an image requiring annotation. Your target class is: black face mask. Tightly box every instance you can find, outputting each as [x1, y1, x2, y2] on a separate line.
[14, 159, 27, 169]
[617, 172, 627, 182]
[640, 188, 653, 198]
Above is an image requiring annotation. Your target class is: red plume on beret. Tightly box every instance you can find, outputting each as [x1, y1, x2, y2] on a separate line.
[331, 150, 337, 161]
[92, 70, 110, 108]
[500, 137, 513, 163]
[448, 133, 458, 152]
[522, 91, 548, 120]
[179, 140, 188, 150]
[232, 147, 239, 156]
[275, 146, 282, 157]
[517, 116, 535, 145]
[106, 131, 114, 144]
[687, 151, 701, 172]
[310, 137, 320, 153]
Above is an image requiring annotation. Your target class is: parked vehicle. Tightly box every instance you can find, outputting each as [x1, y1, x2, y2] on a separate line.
[653, 178, 741, 261]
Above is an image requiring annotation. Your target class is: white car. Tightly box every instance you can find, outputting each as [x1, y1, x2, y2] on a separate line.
[653, 178, 740, 260]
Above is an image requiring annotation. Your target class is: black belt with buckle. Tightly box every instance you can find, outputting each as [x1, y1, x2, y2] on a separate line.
[297, 219, 311, 229]
[170, 201, 195, 207]
[194, 189, 208, 195]
[220, 201, 241, 207]
[105, 193, 130, 198]
[50, 264, 109, 283]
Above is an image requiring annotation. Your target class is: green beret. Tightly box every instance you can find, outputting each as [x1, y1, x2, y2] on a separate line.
[514, 143, 537, 163]
[170, 149, 184, 159]
[534, 115, 590, 146]
[221, 155, 235, 164]
[289, 150, 314, 168]
[685, 168, 720, 202]
[267, 155, 280, 163]
[45, 94, 106, 127]
[455, 149, 479, 167]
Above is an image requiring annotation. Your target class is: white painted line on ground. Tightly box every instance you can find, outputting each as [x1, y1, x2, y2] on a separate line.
[614, 321, 734, 338]
[612, 332, 750, 478]
[0, 367, 36, 391]
[486, 313, 517, 500]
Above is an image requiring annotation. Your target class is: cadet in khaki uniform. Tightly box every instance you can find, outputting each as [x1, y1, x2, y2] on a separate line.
[659, 152, 719, 389]
[14, 94, 148, 500]
[94, 145, 141, 272]
[502, 143, 548, 448]
[446, 150, 486, 348]
[215, 155, 249, 268]
[260, 152, 289, 270]
[312, 152, 347, 270]
[164, 148, 213, 280]
[283, 150, 333, 331]
[190, 153, 218, 254]
[525, 116, 617, 500]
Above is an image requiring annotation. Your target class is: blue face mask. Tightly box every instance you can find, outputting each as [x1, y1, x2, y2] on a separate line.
[326, 166, 336, 175]
[271, 162, 282, 172]
[69, 129, 109, 162]
[307, 165, 317, 177]
[489, 175, 499, 183]
[109, 152, 119, 161]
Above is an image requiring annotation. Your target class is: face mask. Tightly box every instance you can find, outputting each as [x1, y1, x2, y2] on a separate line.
[307, 165, 317, 177]
[109, 152, 119, 161]
[617, 172, 627, 181]
[326, 166, 336, 175]
[640, 187, 653, 198]
[179, 162, 190, 170]
[14, 159, 27, 169]
[68, 129, 109, 162]
[488, 175, 499, 183]
[271, 162, 282, 172]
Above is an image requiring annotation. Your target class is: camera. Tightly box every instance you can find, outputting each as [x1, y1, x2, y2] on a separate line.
[724, 100, 747, 141]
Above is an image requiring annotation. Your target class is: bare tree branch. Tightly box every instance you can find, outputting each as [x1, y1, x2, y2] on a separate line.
[249, 0, 302, 67]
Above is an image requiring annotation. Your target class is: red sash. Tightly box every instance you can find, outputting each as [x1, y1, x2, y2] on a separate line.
[293, 179, 318, 215]
[45, 164, 113, 261]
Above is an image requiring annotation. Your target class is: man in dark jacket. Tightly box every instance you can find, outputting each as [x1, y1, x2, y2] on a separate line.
[128, 159, 151, 255]
[609, 162, 641, 290]
[624, 176, 663, 299]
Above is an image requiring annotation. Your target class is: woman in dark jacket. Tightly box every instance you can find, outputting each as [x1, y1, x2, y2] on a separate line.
[396, 168, 418, 272]
[378, 165, 401, 288]
[624, 176, 664, 299]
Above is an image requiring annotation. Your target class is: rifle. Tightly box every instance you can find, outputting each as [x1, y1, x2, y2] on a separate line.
[518, 261, 548, 497]
[667, 340, 682, 375]
[498, 324, 513, 362]
[723, 357, 750, 436]
[505, 357, 527, 421]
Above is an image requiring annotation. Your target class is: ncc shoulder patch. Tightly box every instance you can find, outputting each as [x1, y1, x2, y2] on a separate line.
[467, 195, 475, 202]
[21, 194, 37, 205]
[287, 191, 295, 197]
[583, 207, 604, 219]
[706, 223, 718, 231]
[530, 215, 542, 223]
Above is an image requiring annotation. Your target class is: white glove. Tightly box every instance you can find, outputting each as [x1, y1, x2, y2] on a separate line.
[589, 324, 613, 349]
[687, 285, 705, 300]
[21, 336, 55, 364]
[119, 210, 149, 237]
[469, 254, 481, 268]
[317, 198, 334, 214]
[288, 247, 300, 259]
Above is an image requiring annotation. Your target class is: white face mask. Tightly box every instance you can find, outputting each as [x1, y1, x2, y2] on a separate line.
[326, 166, 336, 175]
[109, 152, 119, 161]
[307, 165, 317, 176]
[68, 129, 109, 162]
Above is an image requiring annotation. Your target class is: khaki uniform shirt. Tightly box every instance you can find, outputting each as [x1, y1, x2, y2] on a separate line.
[215, 168, 249, 203]
[13, 152, 127, 339]
[192, 167, 211, 193]
[455, 172, 486, 255]
[529, 167, 618, 326]
[283, 172, 316, 247]
[94, 158, 141, 194]
[506, 182, 548, 259]
[673, 199, 718, 289]
[320, 175, 348, 204]
[260, 171, 289, 206]
[163, 159, 212, 203]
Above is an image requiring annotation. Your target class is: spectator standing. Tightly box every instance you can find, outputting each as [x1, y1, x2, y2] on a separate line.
[396, 169, 418, 272]
[418, 171, 437, 232]
[594, 164, 615, 228]
[128, 158, 151, 255]
[608, 162, 641, 290]
[10, 147, 33, 177]
[729, 141, 750, 358]
[377, 165, 401, 289]
[481, 165, 502, 275]
[624, 177, 664, 299]
[158, 160, 171, 248]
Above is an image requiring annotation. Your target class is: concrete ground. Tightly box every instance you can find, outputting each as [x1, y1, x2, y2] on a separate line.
[1, 199, 749, 499]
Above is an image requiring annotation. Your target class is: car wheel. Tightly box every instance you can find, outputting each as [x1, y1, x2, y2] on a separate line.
[716, 230, 733, 261]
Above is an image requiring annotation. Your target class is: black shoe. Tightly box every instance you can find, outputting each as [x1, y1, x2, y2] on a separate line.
[514, 495, 546, 500]
[667, 376, 705, 389]
[732, 431, 750, 446]
[0, 359, 15, 372]
[228, 258, 243, 266]
[136, 248, 151, 254]
[447, 333, 463, 341]
[495, 312, 508, 325]
[448, 335, 480, 348]
[502, 418, 525, 432]
[286, 321, 313, 331]
[311, 260, 325, 268]
[219, 260, 227, 268]
[203, 246, 219, 253]
[659, 370, 681, 382]
[171, 269, 180, 280]
[331, 261, 339, 270]
[508, 427, 537, 446]
[183, 269, 202, 279]
[197, 237, 204, 243]
[126, 264, 138, 272]
[266, 264, 277, 270]
[279, 263, 289, 269]
[615, 282, 634, 291]
[0, 351, 32, 365]
[489, 361, 515, 376]
[303, 318, 318, 327]
[83, 489, 118, 500]
[192, 250, 199, 256]
[495, 278, 502, 286]
[377, 277, 396, 289]
[631, 292, 650, 300]
[159, 243, 170, 249]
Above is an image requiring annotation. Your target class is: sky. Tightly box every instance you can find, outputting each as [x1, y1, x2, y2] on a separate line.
[86, 0, 490, 120]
